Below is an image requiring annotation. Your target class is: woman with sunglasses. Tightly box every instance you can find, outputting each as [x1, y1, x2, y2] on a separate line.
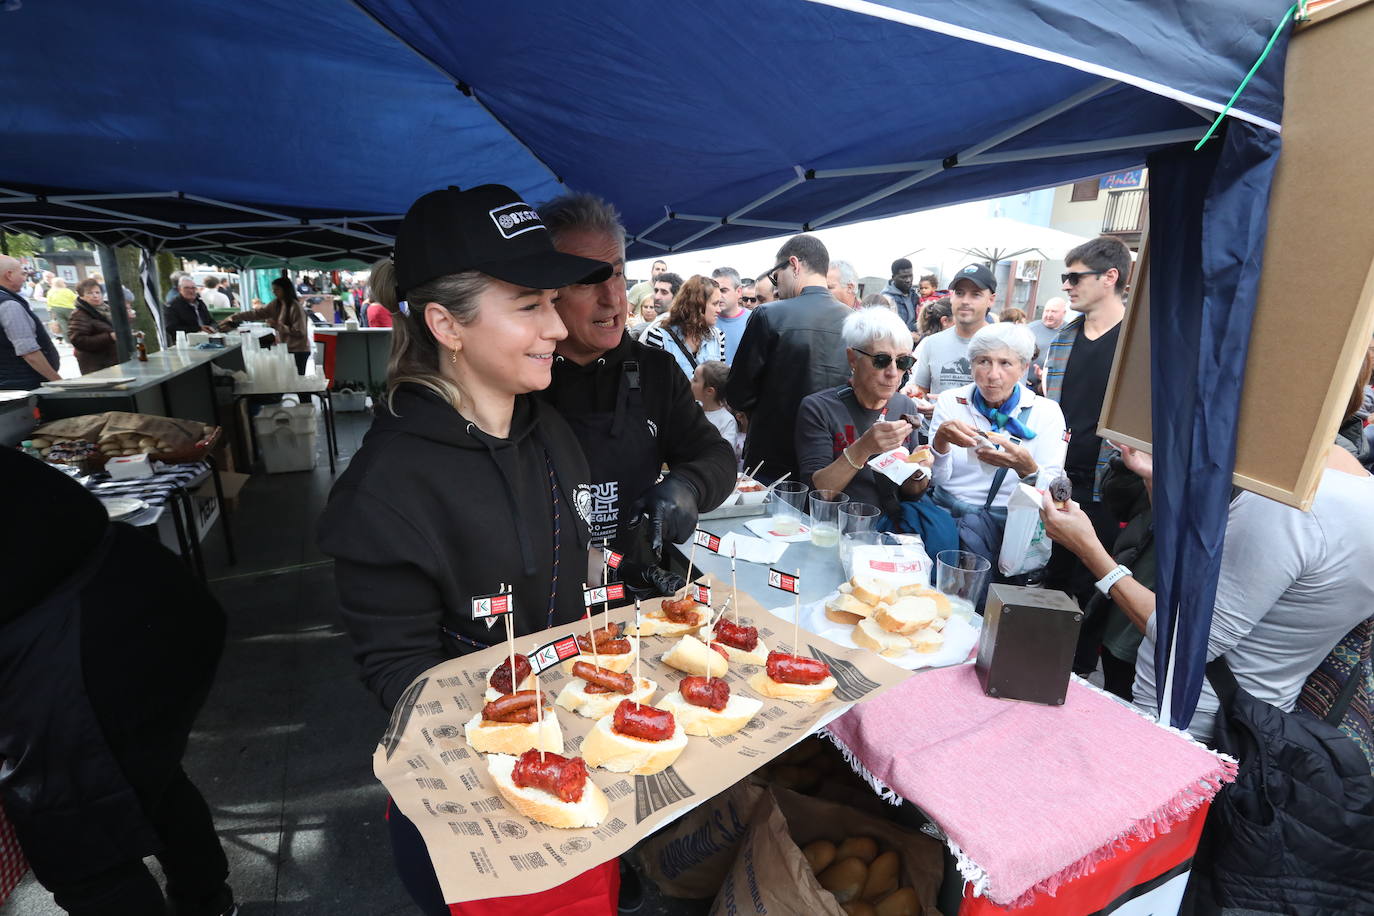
[796, 307, 932, 516]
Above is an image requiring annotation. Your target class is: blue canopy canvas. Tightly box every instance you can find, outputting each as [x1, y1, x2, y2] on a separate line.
[0, 0, 1299, 728]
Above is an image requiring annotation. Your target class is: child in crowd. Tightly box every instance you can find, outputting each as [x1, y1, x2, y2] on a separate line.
[691, 360, 742, 465]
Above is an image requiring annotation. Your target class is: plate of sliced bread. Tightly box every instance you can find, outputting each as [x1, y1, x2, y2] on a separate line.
[786, 575, 981, 670]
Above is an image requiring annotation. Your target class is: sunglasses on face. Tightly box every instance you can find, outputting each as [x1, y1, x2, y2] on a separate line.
[1061, 270, 1104, 286]
[766, 258, 791, 285]
[739, 296, 758, 304]
[852, 347, 915, 371]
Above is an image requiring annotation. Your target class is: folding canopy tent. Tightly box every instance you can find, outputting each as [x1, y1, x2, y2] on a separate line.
[0, 0, 1299, 727]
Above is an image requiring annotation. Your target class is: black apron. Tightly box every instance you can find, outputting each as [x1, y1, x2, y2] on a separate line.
[558, 360, 661, 568]
[0, 530, 162, 885]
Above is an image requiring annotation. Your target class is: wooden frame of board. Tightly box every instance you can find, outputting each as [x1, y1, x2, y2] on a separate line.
[1098, 0, 1374, 510]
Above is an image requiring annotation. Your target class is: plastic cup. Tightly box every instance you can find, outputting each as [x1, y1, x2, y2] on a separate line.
[839, 530, 882, 577]
[808, 489, 850, 547]
[935, 549, 991, 618]
[839, 502, 880, 538]
[768, 481, 810, 536]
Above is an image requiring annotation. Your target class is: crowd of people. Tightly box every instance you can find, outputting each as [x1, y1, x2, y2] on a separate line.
[6, 182, 1373, 915]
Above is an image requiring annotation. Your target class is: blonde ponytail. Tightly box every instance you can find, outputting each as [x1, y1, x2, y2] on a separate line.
[372, 257, 488, 414]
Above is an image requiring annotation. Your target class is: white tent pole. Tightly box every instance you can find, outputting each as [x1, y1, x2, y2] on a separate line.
[811, 78, 1118, 229]
[648, 171, 808, 252]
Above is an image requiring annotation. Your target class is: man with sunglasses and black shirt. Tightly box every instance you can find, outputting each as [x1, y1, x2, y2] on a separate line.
[1042, 236, 1131, 654]
[727, 234, 851, 481]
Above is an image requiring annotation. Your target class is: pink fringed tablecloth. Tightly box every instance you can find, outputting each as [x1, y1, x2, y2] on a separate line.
[824, 664, 1235, 907]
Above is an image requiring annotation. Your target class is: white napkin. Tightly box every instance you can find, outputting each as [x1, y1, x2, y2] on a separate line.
[744, 515, 812, 543]
[718, 531, 788, 565]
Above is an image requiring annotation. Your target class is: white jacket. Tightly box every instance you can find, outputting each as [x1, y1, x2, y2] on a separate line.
[929, 382, 1067, 508]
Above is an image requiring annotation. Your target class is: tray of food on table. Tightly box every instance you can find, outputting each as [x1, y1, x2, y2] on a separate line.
[372, 571, 912, 906]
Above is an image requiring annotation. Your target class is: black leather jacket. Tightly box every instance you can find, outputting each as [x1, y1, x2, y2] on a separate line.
[726, 285, 852, 479]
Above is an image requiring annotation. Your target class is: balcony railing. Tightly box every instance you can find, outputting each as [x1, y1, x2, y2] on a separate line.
[1102, 188, 1148, 235]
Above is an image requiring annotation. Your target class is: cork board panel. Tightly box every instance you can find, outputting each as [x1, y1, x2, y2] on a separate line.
[1100, 1, 1374, 509]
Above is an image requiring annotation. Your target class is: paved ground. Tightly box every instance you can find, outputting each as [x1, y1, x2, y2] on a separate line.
[4, 408, 709, 915]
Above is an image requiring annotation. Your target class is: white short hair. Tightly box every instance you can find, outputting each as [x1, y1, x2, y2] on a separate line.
[842, 306, 913, 352]
[968, 322, 1034, 366]
[831, 259, 857, 288]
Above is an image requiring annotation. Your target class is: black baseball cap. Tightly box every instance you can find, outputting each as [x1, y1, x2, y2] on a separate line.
[951, 262, 996, 293]
[393, 185, 613, 299]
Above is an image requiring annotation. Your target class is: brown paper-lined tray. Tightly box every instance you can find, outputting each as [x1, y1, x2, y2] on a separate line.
[372, 573, 912, 905]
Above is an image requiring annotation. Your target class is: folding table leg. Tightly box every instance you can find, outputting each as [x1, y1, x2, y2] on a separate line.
[166, 494, 195, 572]
[207, 455, 236, 565]
[176, 486, 207, 581]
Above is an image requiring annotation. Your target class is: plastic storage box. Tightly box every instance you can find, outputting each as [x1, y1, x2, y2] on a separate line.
[252, 403, 318, 473]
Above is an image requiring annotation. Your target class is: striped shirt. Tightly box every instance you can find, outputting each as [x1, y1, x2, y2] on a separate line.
[642, 322, 727, 379]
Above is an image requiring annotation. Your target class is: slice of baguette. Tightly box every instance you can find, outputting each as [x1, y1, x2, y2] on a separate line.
[483, 672, 536, 703]
[557, 636, 640, 675]
[626, 606, 710, 637]
[853, 617, 911, 657]
[825, 593, 875, 625]
[696, 623, 769, 666]
[657, 690, 763, 737]
[745, 671, 837, 704]
[462, 708, 563, 756]
[554, 676, 657, 720]
[849, 575, 896, 607]
[908, 626, 945, 654]
[661, 635, 731, 678]
[581, 712, 687, 775]
[896, 584, 953, 618]
[874, 596, 938, 635]
[486, 753, 609, 829]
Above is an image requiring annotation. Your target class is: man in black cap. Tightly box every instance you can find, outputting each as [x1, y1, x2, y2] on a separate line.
[911, 262, 998, 410]
[534, 192, 735, 596]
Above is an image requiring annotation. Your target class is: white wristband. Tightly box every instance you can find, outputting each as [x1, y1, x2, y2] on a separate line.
[1095, 564, 1133, 596]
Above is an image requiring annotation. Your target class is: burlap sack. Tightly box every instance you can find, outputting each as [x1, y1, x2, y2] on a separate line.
[710, 787, 944, 916]
[635, 778, 764, 899]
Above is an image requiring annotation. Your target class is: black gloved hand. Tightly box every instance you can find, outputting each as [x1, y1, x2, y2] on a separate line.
[630, 475, 700, 557]
[617, 559, 685, 599]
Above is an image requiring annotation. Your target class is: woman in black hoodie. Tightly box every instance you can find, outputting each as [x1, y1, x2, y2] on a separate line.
[317, 185, 614, 915]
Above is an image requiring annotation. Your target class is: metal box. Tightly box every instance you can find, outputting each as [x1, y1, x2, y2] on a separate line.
[975, 584, 1083, 706]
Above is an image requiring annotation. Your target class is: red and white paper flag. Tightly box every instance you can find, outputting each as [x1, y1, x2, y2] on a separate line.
[529, 634, 581, 673]
[692, 582, 712, 606]
[582, 582, 626, 608]
[767, 568, 800, 594]
[693, 529, 721, 553]
[470, 589, 513, 629]
[602, 547, 624, 570]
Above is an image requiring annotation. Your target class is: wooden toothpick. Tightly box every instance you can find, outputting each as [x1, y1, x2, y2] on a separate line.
[793, 568, 802, 656]
[730, 542, 739, 624]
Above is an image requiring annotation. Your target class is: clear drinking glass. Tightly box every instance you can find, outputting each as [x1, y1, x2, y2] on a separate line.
[808, 489, 850, 547]
[935, 549, 991, 618]
[768, 481, 810, 536]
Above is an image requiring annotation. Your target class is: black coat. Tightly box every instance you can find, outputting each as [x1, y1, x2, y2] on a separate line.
[726, 285, 852, 480]
[535, 333, 736, 562]
[318, 385, 593, 711]
[164, 294, 211, 343]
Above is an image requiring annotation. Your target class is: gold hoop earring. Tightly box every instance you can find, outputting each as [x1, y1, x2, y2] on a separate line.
[451, 346, 459, 365]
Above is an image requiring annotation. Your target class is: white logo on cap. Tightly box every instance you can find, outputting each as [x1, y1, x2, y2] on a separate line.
[489, 202, 543, 239]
